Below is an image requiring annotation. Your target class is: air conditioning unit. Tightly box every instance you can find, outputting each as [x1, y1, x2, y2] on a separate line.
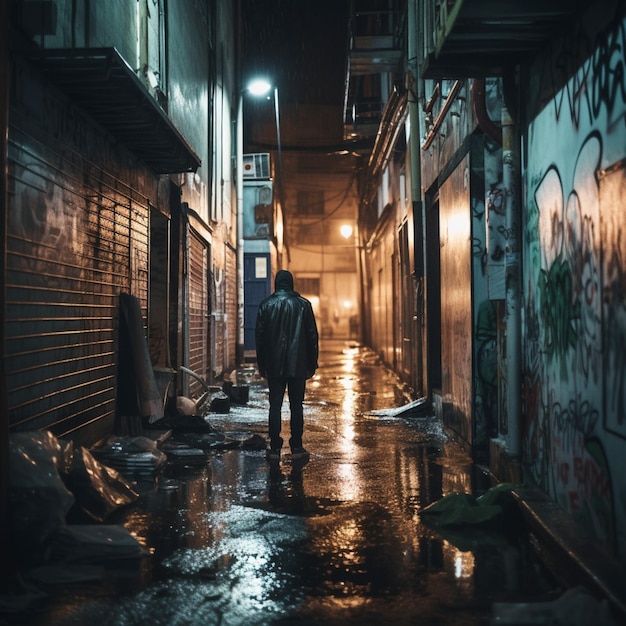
[255, 224, 270, 238]
[254, 200, 273, 239]
[243, 153, 271, 180]
[243, 182, 273, 239]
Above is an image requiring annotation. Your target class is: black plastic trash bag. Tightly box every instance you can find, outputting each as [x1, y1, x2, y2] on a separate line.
[64, 446, 140, 522]
[420, 482, 516, 527]
[9, 432, 75, 559]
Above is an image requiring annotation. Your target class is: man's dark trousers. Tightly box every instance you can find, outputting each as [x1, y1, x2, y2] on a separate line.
[268, 376, 306, 450]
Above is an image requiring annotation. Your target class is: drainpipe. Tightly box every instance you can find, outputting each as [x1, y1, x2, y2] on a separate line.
[236, 93, 244, 366]
[407, 0, 425, 390]
[407, 0, 421, 217]
[502, 105, 522, 459]
[235, 0, 244, 366]
[472, 79, 502, 146]
[0, 0, 10, 582]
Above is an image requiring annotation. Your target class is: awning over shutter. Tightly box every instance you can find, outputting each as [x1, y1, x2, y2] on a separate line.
[25, 47, 201, 173]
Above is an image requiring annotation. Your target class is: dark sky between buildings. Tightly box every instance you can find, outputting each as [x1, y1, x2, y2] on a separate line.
[241, 0, 350, 106]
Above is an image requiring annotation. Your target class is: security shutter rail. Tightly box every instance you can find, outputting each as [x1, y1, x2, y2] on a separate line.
[187, 229, 209, 398]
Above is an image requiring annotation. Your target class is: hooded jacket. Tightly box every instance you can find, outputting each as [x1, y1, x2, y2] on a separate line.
[255, 270, 319, 379]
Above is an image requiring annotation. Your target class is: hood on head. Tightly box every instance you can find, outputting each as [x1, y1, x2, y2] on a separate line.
[275, 269, 294, 291]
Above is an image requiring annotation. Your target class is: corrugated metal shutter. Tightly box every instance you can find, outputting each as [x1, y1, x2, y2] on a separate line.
[6, 128, 149, 441]
[187, 229, 209, 397]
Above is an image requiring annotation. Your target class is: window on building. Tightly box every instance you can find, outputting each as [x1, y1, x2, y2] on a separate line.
[136, 0, 167, 98]
[297, 277, 320, 296]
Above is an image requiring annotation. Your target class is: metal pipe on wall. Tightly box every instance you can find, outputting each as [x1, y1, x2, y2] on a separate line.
[502, 105, 522, 458]
[236, 93, 244, 364]
[408, 0, 427, 392]
[421, 80, 463, 151]
[235, 0, 244, 366]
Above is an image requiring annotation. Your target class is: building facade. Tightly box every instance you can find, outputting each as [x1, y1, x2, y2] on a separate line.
[244, 97, 361, 343]
[3, 0, 239, 447]
[348, 0, 626, 565]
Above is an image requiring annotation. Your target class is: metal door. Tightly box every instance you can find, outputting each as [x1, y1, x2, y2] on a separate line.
[244, 253, 271, 351]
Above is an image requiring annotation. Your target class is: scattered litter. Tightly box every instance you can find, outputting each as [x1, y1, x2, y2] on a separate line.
[369, 397, 431, 418]
[151, 413, 214, 433]
[222, 380, 250, 404]
[420, 483, 516, 527]
[9, 431, 75, 555]
[90, 436, 167, 478]
[209, 390, 231, 413]
[176, 395, 197, 416]
[421, 492, 502, 526]
[170, 431, 235, 450]
[178, 366, 225, 414]
[64, 446, 139, 522]
[160, 440, 207, 464]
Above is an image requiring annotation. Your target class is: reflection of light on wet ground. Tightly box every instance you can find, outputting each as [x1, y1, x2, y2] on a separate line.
[339, 375, 356, 443]
[161, 505, 308, 616]
[453, 547, 475, 579]
[227, 536, 276, 609]
[19, 341, 558, 626]
[335, 350, 360, 500]
[336, 462, 359, 500]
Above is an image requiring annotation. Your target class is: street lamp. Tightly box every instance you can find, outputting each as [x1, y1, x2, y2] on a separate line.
[247, 78, 271, 97]
[236, 78, 283, 364]
[340, 224, 353, 240]
[245, 79, 284, 213]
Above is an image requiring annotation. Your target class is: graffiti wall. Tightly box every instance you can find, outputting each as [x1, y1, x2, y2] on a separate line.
[475, 135, 502, 451]
[523, 12, 626, 557]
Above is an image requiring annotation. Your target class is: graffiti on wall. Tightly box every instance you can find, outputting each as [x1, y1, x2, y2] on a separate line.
[535, 133, 602, 383]
[552, 400, 614, 544]
[524, 12, 626, 552]
[600, 161, 626, 436]
[475, 300, 498, 441]
[10, 158, 74, 257]
[528, 131, 621, 547]
[473, 142, 500, 446]
[549, 16, 626, 130]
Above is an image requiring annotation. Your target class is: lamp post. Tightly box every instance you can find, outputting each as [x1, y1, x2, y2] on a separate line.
[236, 87, 245, 365]
[236, 78, 283, 364]
[246, 79, 283, 214]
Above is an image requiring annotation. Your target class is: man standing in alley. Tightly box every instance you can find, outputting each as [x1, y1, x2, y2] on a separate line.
[255, 269, 319, 462]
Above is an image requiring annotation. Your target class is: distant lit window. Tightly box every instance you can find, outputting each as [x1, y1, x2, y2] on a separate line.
[297, 277, 320, 296]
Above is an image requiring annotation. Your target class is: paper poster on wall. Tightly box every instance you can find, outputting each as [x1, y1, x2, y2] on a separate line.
[255, 256, 267, 278]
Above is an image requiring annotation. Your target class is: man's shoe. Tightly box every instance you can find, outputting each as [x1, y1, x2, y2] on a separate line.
[266, 448, 281, 461]
[291, 447, 310, 461]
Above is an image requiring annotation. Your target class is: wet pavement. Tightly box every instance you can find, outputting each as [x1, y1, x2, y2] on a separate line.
[6, 340, 561, 626]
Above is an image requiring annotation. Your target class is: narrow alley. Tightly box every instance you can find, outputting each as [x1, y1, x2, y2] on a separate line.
[6, 341, 565, 626]
[3, 2, 626, 625]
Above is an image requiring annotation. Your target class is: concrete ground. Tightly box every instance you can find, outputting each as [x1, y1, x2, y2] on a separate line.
[3, 340, 620, 625]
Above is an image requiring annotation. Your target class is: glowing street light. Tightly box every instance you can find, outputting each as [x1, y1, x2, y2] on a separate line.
[340, 224, 353, 239]
[247, 78, 272, 97]
[236, 77, 284, 363]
